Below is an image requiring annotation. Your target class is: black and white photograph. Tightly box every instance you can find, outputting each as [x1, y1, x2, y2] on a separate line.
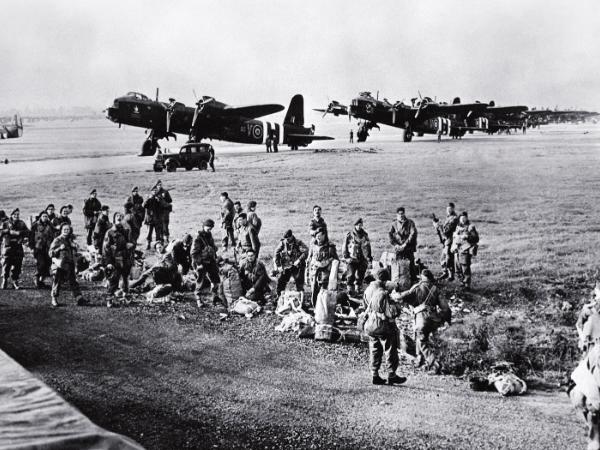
[1, 1, 599, 449]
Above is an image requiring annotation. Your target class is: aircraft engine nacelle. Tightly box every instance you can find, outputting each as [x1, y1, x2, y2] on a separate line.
[477, 117, 489, 130]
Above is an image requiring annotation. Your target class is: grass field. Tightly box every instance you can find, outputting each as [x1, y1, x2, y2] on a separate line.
[1, 120, 598, 448]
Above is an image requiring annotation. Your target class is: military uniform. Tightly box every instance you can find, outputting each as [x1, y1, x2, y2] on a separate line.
[103, 224, 134, 295]
[247, 211, 262, 235]
[1, 216, 29, 288]
[364, 280, 403, 380]
[156, 187, 173, 242]
[130, 252, 182, 292]
[83, 196, 102, 245]
[274, 235, 309, 296]
[143, 194, 163, 246]
[307, 238, 338, 306]
[451, 221, 479, 288]
[123, 210, 141, 246]
[239, 258, 270, 303]
[435, 212, 459, 279]
[388, 217, 418, 281]
[49, 234, 83, 304]
[342, 227, 372, 294]
[29, 218, 55, 285]
[93, 214, 111, 254]
[191, 229, 220, 300]
[309, 216, 327, 241]
[398, 277, 451, 371]
[221, 198, 236, 249]
[237, 224, 260, 256]
[126, 192, 146, 229]
[169, 238, 192, 275]
[52, 215, 71, 236]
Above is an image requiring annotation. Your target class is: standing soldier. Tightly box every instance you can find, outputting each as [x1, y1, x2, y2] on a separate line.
[247, 201, 262, 235]
[451, 211, 479, 289]
[45, 204, 57, 224]
[123, 202, 141, 246]
[432, 202, 459, 280]
[103, 212, 135, 307]
[143, 186, 163, 249]
[53, 206, 72, 234]
[397, 269, 451, 374]
[239, 249, 270, 303]
[388, 206, 418, 283]
[83, 189, 101, 246]
[274, 229, 308, 298]
[307, 228, 338, 306]
[265, 135, 272, 153]
[233, 201, 244, 236]
[349, 129, 354, 143]
[220, 192, 235, 251]
[93, 205, 111, 255]
[155, 180, 173, 243]
[49, 224, 86, 307]
[236, 213, 260, 257]
[126, 186, 145, 228]
[1, 208, 29, 289]
[309, 205, 327, 243]
[343, 217, 373, 297]
[192, 219, 220, 307]
[208, 145, 215, 172]
[29, 210, 55, 288]
[363, 268, 407, 385]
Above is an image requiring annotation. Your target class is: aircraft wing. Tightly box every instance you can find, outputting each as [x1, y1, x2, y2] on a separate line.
[287, 134, 334, 141]
[222, 104, 285, 119]
[313, 109, 327, 113]
[488, 105, 528, 115]
[435, 103, 489, 117]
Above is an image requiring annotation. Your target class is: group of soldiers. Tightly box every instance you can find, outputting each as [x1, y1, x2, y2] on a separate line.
[1, 186, 480, 381]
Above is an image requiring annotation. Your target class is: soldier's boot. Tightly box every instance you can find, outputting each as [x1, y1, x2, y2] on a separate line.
[51, 296, 59, 308]
[387, 373, 407, 385]
[372, 374, 386, 385]
[106, 296, 114, 308]
[12, 280, 19, 290]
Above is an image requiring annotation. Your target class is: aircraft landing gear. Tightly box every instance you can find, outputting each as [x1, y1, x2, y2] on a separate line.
[403, 128, 413, 142]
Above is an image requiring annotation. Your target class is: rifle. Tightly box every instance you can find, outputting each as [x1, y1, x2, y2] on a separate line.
[431, 213, 444, 245]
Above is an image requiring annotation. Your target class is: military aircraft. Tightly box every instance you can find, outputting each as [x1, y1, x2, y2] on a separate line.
[526, 108, 599, 127]
[106, 90, 286, 156]
[446, 102, 529, 137]
[346, 92, 489, 142]
[0, 114, 23, 140]
[313, 100, 348, 117]
[284, 94, 334, 150]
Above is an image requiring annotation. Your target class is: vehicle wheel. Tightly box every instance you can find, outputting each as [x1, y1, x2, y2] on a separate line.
[403, 129, 413, 142]
[199, 161, 208, 170]
[153, 166, 163, 172]
[185, 165, 193, 171]
[166, 163, 176, 172]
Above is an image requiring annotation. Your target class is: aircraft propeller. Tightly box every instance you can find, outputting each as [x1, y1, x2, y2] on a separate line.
[189, 96, 215, 140]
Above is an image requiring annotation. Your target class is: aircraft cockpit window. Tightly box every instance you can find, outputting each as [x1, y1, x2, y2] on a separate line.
[125, 92, 149, 100]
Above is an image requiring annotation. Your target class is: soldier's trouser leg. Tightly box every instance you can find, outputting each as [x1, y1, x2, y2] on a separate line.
[346, 260, 358, 287]
[458, 253, 471, 286]
[369, 337, 383, 375]
[441, 244, 454, 277]
[34, 250, 50, 278]
[293, 263, 305, 292]
[86, 227, 94, 246]
[107, 269, 120, 294]
[121, 267, 131, 293]
[51, 270, 64, 299]
[2, 256, 10, 282]
[194, 266, 207, 298]
[415, 315, 438, 368]
[162, 214, 170, 241]
[147, 225, 155, 243]
[5, 253, 23, 280]
[276, 268, 293, 295]
[66, 268, 82, 297]
[355, 259, 368, 287]
[227, 226, 236, 248]
[382, 327, 400, 375]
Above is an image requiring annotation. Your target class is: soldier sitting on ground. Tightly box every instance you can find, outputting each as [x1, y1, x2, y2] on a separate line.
[274, 229, 309, 298]
[238, 249, 270, 304]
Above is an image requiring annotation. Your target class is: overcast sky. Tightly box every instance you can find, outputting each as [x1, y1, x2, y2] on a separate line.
[1, 0, 598, 112]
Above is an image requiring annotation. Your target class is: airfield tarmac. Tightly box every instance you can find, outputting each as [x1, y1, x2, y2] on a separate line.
[1, 120, 598, 449]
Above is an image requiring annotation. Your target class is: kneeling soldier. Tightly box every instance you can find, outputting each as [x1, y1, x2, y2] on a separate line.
[239, 249, 270, 303]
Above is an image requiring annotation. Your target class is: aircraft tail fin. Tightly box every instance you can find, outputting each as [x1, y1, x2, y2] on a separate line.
[284, 94, 304, 127]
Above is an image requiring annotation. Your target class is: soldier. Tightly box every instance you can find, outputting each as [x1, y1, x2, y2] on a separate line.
[29, 210, 55, 288]
[192, 219, 220, 307]
[307, 228, 338, 307]
[143, 186, 163, 249]
[343, 217, 373, 297]
[576, 281, 600, 353]
[130, 246, 183, 292]
[274, 229, 309, 297]
[451, 211, 479, 289]
[45, 204, 57, 224]
[233, 201, 244, 235]
[397, 269, 451, 374]
[349, 129, 354, 143]
[220, 192, 236, 250]
[265, 135, 272, 153]
[388, 206, 418, 282]
[93, 205, 111, 255]
[103, 212, 135, 307]
[123, 201, 141, 246]
[1, 208, 29, 289]
[236, 213, 260, 257]
[168, 234, 193, 275]
[126, 186, 145, 228]
[239, 249, 270, 303]
[155, 180, 173, 243]
[364, 268, 408, 386]
[208, 145, 215, 172]
[247, 201, 262, 235]
[83, 189, 102, 246]
[53, 206, 72, 234]
[309, 205, 327, 242]
[432, 202, 459, 280]
[49, 223, 86, 307]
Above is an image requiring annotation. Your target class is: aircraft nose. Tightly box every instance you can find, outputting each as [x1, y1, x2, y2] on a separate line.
[105, 100, 119, 121]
